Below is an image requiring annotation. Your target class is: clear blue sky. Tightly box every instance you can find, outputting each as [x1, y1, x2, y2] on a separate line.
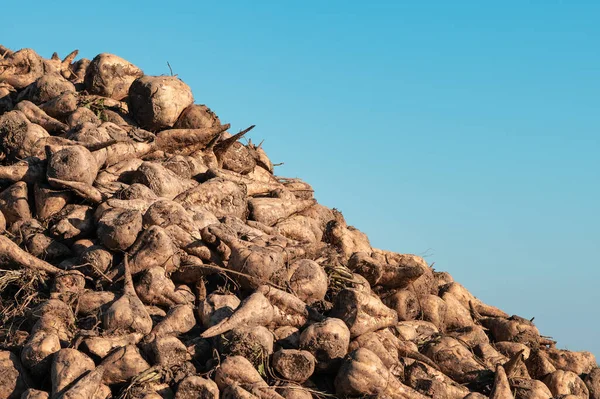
[2, 1, 599, 355]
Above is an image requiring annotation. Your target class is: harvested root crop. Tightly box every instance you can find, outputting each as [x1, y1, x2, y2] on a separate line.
[0, 44, 594, 399]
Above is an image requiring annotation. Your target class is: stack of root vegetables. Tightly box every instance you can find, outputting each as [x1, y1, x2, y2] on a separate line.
[0, 45, 597, 399]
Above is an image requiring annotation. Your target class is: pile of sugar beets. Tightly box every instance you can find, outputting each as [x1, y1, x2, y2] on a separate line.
[0, 45, 597, 399]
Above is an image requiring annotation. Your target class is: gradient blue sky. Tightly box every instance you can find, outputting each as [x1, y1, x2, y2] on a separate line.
[2, 1, 599, 355]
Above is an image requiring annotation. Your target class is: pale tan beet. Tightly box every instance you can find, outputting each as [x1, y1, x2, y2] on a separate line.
[440, 282, 508, 318]
[99, 344, 150, 385]
[335, 348, 428, 399]
[94, 198, 154, 221]
[0, 111, 49, 161]
[0, 49, 44, 89]
[330, 288, 398, 338]
[68, 107, 101, 128]
[143, 199, 201, 247]
[220, 215, 267, 240]
[0, 181, 32, 225]
[155, 124, 230, 153]
[347, 331, 400, 371]
[128, 225, 180, 274]
[8, 219, 70, 260]
[525, 349, 557, 380]
[261, 284, 322, 323]
[203, 225, 286, 289]
[272, 349, 315, 383]
[96, 207, 143, 250]
[129, 75, 194, 131]
[502, 350, 530, 379]
[544, 348, 596, 375]
[146, 304, 196, 342]
[299, 318, 350, 372]
[145, 335, 189, 367]
[135, 267, 194, 307]
[395, 320, 439, 342]
[348, 251, 426, 289]
[116, 182, 157, 202]
[200, 292, 274, 338]
[102, 256, 152, 335]
[495, 341, 531, 360]
[40, 91, 78, 118]
[51, 349, 95, 398]
[418, 294, 447, 329]
[49, 205, 95, 241]
[490, 364, 514, 399]
[77, 244, 113, 278]
[423, 337, 488, 383]
[104, 140, 156, 167]
[511, 379, 552, 399]
[441, 292, 474, 329]
[15, 100, 68, 132]
[446, 325, 490, 349]
[0, 157, 46, 185]
[132, 161, 198, 199]
[275, 384, 312, 399]
[175, 177, 247, 220]
[285, 259, 328, 304]
[82, 333, 144, 358]
[220, 141, 257, 174]
[350, 329, 439, 372]
[20, 299, 75, 376]
[65, 121, 128, 167]
[370, 250, 436, 295]
[543, 370, 589, 399]
[68, 57, 90, 84]
[0, 235, 63, 275]
[248, 197, 315, 227]
[383, 289, 420, 321]
[481, 316, 541, 346]
[219, 326, 274, 366]
[188, 205, 220, 230]
[215, 356, 284, 399]
[34, 182, 71, 220]
[57, 365, 105, 399]
[199, 293, 241, 328]
[21, 73, 75, 104]
[75, 290, 116, 316]
[281, 178, 313, 200]
[175, 104, 221, 129]
[85, 53, 143, 100]
[0, 350, 30, 399]
[274, 215, 322, 244]
[47, 177, 107, 205]
[404, 361, 470, 399]
[207, 168, 283, 196]
[162, 154, 208, 179]
[175, 375, 219, 399]
[51, 271, 86, 300]
[324, 212, 371, 260]
[47, 145, 99, 185]
[586, 368, 600, 399]
[221, 384, 260, 399]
